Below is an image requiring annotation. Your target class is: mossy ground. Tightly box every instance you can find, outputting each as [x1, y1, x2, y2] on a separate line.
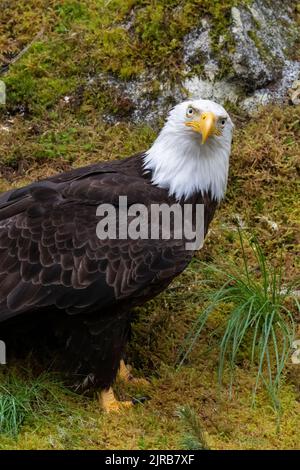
[0, 0, 299, 450]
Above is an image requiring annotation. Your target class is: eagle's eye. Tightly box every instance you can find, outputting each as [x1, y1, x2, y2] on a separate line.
[219, 117, 227, 128]
[186, 106, 194, 118]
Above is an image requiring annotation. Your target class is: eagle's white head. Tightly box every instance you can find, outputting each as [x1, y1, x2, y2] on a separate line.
[144, 99, 234, 201]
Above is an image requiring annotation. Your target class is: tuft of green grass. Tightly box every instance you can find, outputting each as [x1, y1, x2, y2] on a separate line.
[0, 368, 74, 438]
[178, 230, 299, 411]
[176, 406, 210, 450]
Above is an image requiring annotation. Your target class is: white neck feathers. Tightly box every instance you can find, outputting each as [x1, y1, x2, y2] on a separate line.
[143, 127, 231, 202]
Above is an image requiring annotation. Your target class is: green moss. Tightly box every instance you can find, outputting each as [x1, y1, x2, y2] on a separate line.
[0, 0, 255, 119]
[1, 351, 300, 449]
[1, 0, 299, 120]
[0, 105, 299, 452]
[247, 30, 274, 64]
[0, 0, 299, 450]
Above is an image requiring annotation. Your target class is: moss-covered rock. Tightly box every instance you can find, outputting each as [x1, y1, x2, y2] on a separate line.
[1, 0, 299, 126]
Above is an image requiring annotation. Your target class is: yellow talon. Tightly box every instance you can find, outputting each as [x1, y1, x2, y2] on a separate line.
[118, 359, 132, 381]
[118, 360, 149, 386]
[98, 386, 132, 413]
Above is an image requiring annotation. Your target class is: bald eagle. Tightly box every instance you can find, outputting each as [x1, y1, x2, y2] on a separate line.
[0, 100, 233, 411]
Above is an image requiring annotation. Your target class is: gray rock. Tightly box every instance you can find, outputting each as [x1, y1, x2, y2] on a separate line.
[183, 77, 241, 105]
[241, 61, 300, 113]
[183, 18, 220, 82]
[88, 0, 299, 124]
[230, 1, 297, 91]
[89, 73, 183, 126]
[288, 79, 300, 105]
[183, 20, 212, 66]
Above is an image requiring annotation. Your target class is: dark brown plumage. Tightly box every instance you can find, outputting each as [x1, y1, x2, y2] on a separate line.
[0, 153, 218, 391]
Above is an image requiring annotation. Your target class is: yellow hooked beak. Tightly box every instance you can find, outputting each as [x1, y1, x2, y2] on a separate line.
[185, 111, 218, 144]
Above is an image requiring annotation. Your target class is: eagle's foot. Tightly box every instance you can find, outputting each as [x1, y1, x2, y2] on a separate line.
[99, 387, 132, 413]
[118, 360, 149, 386]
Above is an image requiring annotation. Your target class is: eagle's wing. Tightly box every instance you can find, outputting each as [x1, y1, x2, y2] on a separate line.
[0, 171, 190, 321]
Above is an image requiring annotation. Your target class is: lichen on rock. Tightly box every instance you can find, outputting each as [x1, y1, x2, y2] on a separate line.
[184, 0, 300, 114]
[89, 0, 300, 124]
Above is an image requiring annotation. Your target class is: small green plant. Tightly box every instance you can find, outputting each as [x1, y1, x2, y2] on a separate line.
[176, 406, 210, 450]
[0, 369, 71, 437]
[178, 230, 298, 411]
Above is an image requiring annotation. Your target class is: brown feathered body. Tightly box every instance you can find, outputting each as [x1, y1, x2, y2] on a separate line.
[0, 154, 218, 391]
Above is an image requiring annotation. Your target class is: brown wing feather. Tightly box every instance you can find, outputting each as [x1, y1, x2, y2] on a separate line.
[0, 159, 192, 322]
